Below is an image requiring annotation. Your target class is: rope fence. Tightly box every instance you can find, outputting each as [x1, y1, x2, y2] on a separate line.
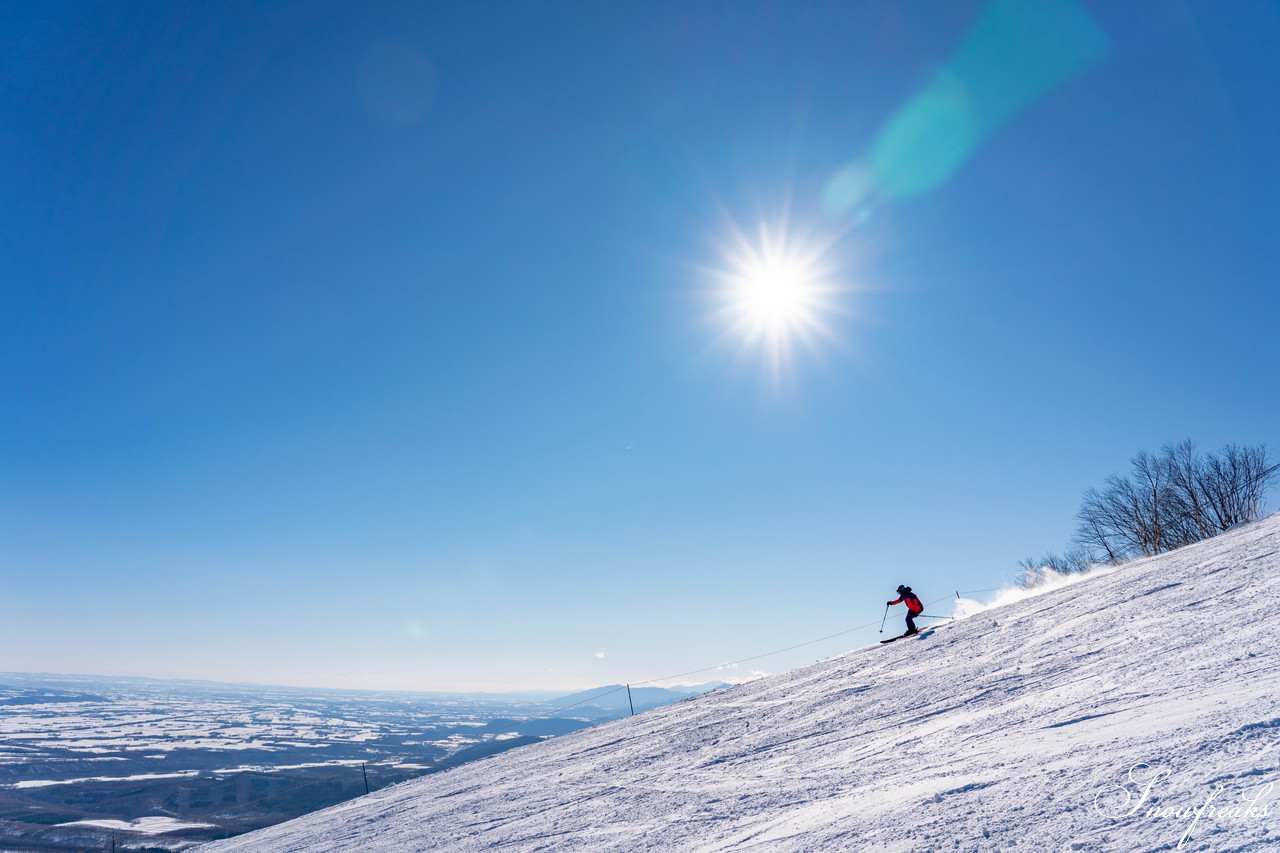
[65, 586, 1006, 852]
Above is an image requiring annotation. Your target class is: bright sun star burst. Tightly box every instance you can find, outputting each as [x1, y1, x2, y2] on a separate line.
[710, 216, 845, 385]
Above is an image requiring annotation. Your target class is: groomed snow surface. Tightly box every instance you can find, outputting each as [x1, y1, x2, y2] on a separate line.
[201, 515, 1280, 852]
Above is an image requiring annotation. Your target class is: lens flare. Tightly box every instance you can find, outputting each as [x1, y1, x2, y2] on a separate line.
[822, 0, 1106, 218]
[707, 216, 845, 386]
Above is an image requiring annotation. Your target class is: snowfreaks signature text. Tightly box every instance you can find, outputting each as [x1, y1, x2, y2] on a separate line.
[1094, 763, 1272, 849]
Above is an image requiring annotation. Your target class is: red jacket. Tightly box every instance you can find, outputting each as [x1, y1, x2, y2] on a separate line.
[889, 593, 923, 614]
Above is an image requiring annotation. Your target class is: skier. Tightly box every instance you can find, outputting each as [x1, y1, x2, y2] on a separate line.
[886, 585, 924, 636]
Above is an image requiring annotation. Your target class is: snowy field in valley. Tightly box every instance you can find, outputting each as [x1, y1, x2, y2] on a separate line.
[200, 514, 1280, 852]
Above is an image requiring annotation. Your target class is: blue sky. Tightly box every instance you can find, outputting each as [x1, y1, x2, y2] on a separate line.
[4, 0, 1278, 691]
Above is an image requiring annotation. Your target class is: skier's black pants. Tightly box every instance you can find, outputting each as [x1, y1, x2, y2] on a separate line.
[905, 610, 919, 632]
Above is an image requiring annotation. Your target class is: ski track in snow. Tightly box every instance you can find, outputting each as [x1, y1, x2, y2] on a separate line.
[200, 516, 1280, 852]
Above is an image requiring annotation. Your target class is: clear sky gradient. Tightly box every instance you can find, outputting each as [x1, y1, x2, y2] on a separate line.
[4, 1, 1278, 691]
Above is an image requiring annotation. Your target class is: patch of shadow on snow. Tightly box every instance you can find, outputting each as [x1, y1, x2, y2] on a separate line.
[434, 784, 485, 799]
[1232, 718, 1280, 733]
[1206, 766, 1278, 785]
[1194, 717, 1280, 759]
[1135, 582, 1183, 597]
[930, 780, 998, 802]
[1042, 711, 1121, 729]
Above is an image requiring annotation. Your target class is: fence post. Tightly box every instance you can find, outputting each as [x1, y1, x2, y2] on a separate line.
[362, 762, 370, 794]
[626, 684, 635, 716]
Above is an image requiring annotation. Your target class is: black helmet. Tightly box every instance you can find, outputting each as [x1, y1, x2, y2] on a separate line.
[896, 585, 910, 594]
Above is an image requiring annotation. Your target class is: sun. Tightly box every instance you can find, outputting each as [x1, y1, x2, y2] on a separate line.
[739, 259, 813, 328]
[709, 217, 844, 384]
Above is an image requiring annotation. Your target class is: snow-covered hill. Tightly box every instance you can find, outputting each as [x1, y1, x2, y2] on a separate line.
[201, 515, 1280, 852]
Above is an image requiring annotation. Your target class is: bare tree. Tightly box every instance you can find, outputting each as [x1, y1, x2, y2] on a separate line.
[1162, 440, 1214, 544]
[1201, 443, 1280, 531]
[1074, 453, 1174, 560]
[1029, 441, 1277, 577]
[1074, 488, 1123, 564]
[1070, 442, 1277, 566]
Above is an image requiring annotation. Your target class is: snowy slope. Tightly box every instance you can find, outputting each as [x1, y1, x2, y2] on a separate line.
[202, 515, 1280, 852]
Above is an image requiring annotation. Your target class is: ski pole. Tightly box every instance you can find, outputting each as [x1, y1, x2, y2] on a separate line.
[879, 604, 889, 633]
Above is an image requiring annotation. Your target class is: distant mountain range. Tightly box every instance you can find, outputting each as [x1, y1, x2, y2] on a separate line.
[549, 681, 732, 714]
